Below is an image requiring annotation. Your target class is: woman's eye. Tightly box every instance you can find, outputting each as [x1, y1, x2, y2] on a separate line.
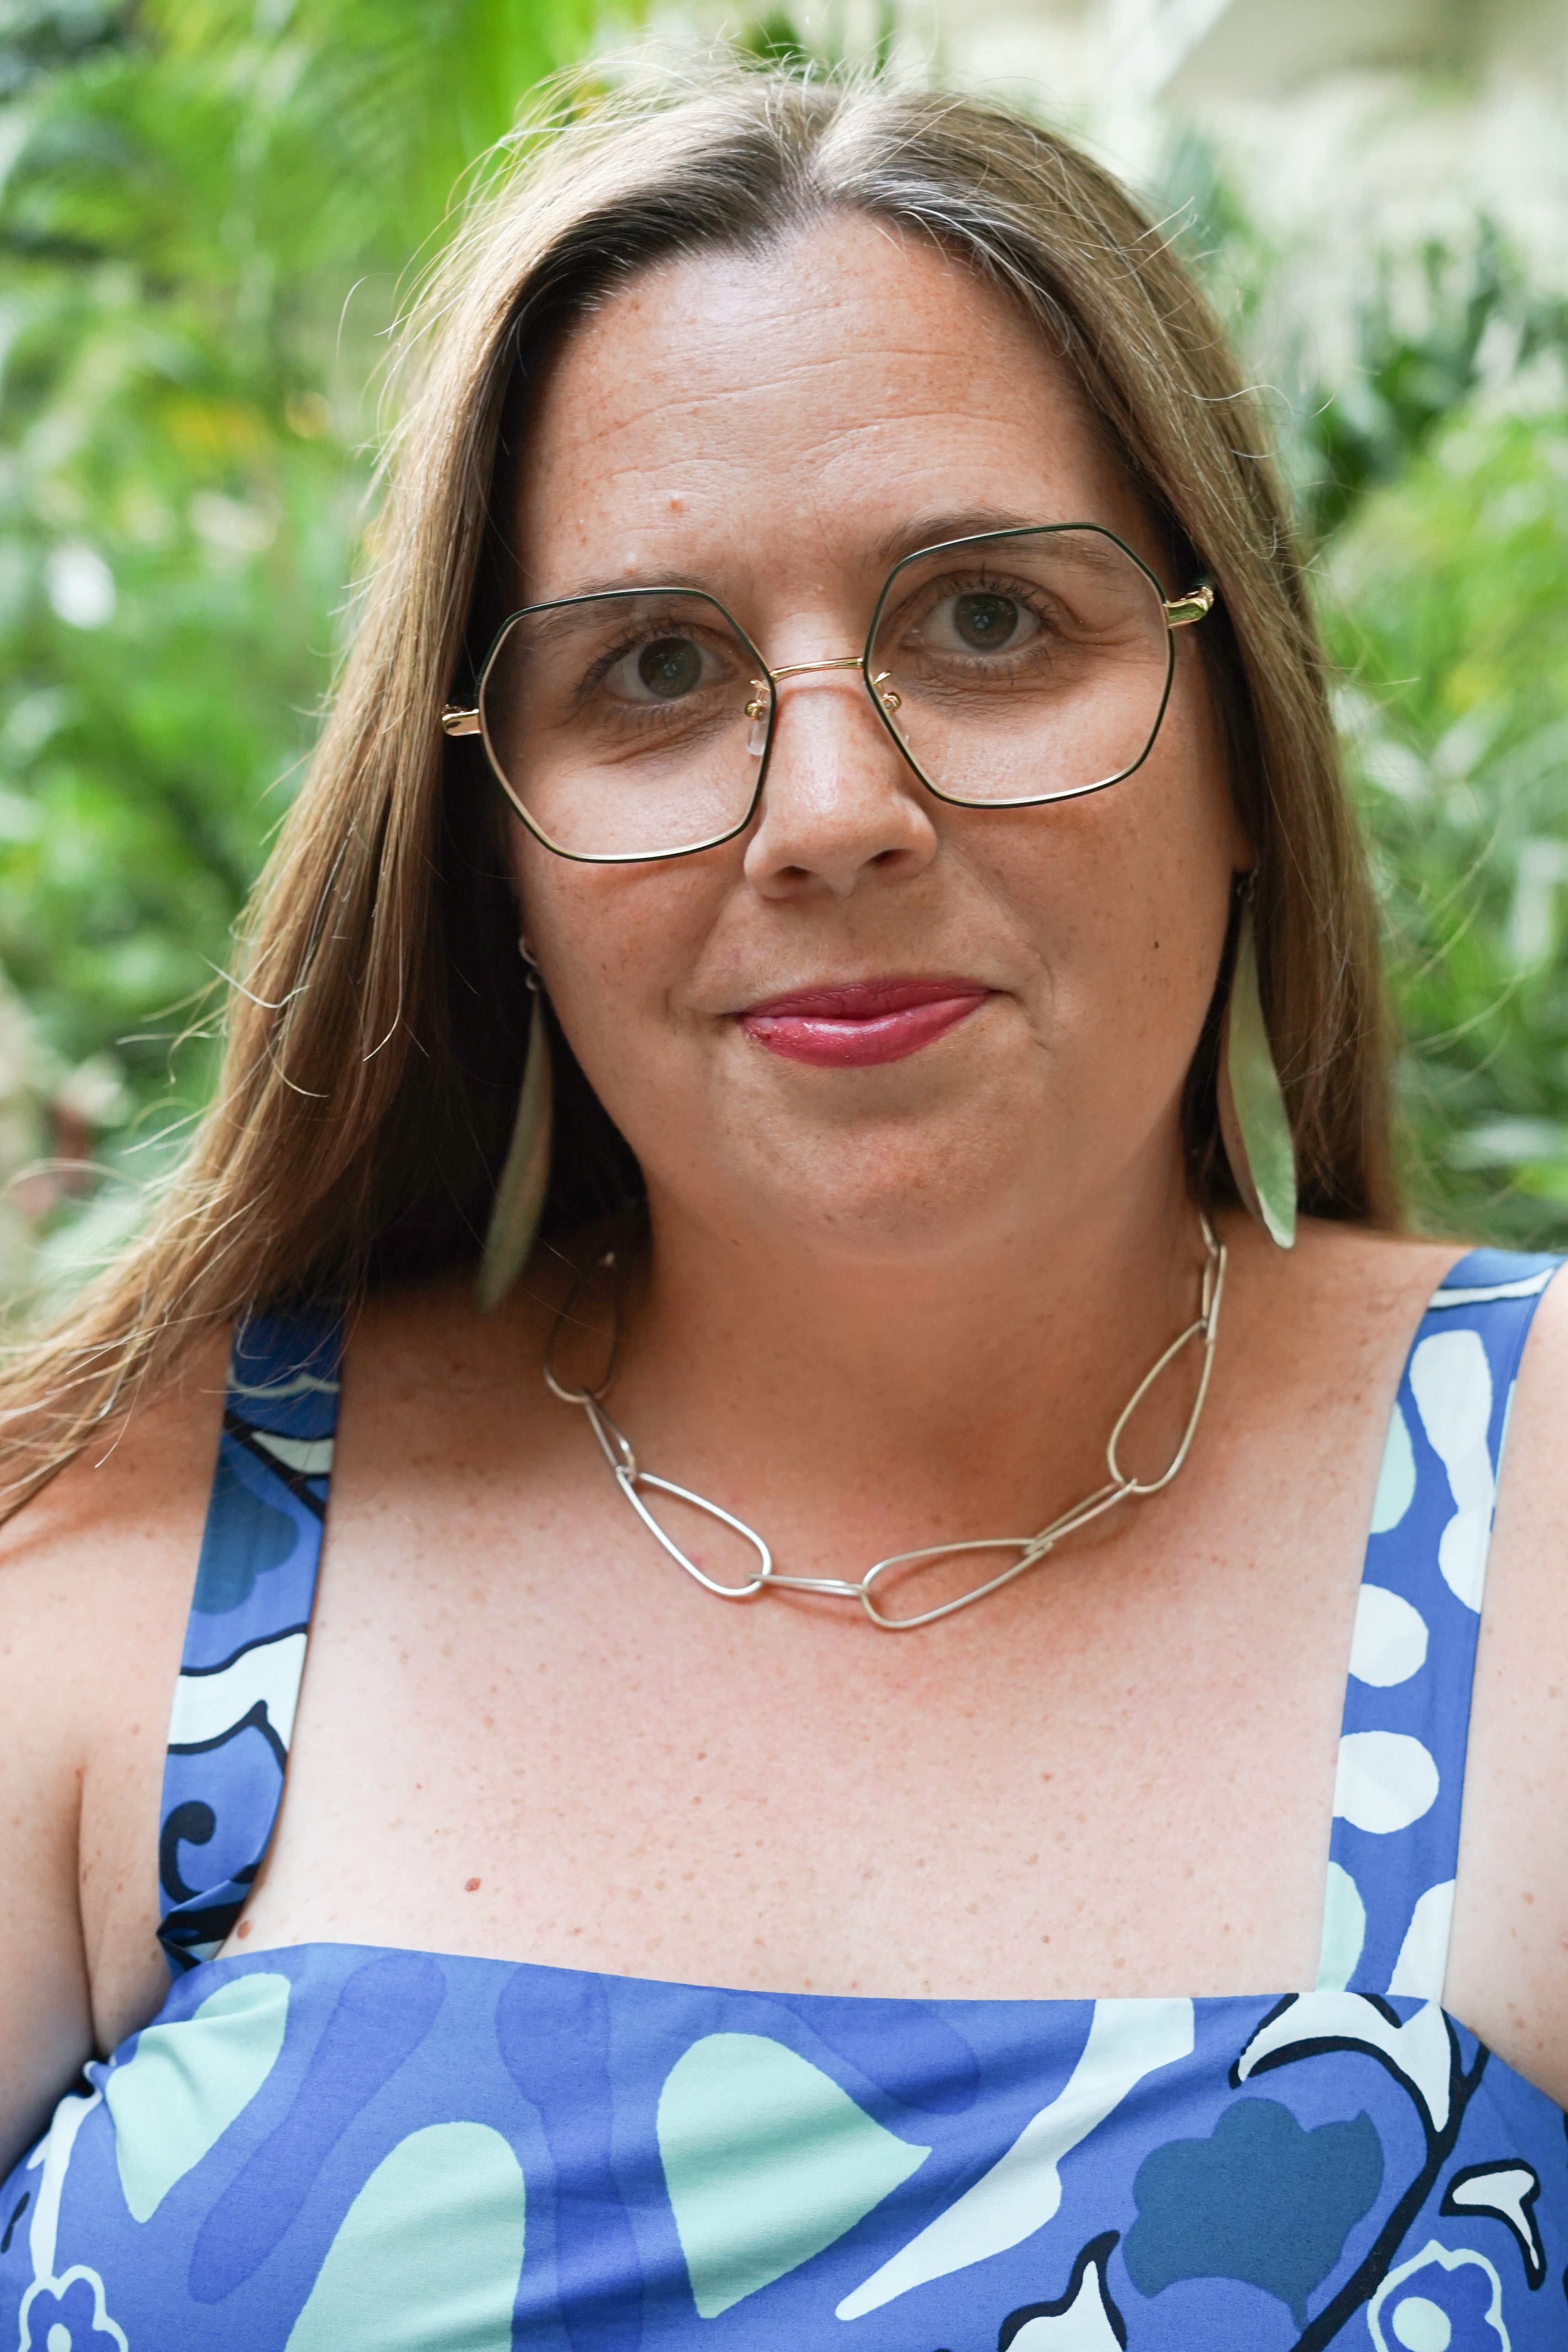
[606, 634, 707, 702]
[925, 590, 1039, 655]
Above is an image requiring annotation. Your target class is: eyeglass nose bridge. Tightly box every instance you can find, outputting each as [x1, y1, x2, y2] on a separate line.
[744, 655, 903, 727]
[769, 654, 862, 680]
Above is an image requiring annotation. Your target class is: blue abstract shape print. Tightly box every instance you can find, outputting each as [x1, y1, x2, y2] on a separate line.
[495, 1964, 647, 2351]
[1367, 2240, 1510, 2351]
[1123, 2097, 1383, 2325]
[158, 1309, 341, 1974]
[3, 1255, 1567, 2352]
[16, 2265, 127, 2352]
[187, 1952, 446, 2304]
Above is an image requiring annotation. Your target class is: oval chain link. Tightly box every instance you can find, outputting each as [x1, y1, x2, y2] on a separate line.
[545, 1216, 1225, 1630]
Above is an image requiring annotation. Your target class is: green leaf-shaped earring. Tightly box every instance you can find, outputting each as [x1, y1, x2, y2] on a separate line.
[1218, 883, 1297, 1248]
[477, 952, 554, 1313]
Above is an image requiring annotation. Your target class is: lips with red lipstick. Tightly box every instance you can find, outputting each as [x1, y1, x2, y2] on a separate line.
[738, 976, 990, 1067]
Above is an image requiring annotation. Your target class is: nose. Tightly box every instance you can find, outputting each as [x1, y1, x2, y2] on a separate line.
[742, 665, 938, 901]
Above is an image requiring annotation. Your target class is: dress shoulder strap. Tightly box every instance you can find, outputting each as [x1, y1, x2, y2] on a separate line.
[1316, 1248, 1561, 2003]
[156, 1307, 343, 1975]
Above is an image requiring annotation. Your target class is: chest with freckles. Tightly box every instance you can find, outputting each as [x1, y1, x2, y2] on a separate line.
[234, 1406, 1358, 2002]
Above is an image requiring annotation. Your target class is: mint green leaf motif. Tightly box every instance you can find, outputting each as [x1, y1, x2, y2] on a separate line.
[285, 2122, 524, 2351]
[106, 1972, 290, 2223]
[658, 2033, 929, 2318]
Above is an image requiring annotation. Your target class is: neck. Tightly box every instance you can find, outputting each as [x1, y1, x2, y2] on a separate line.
[595, 1156, 1212, 1562]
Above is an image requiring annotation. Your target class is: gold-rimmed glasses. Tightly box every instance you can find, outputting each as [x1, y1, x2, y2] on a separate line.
[442, 522, 1215, 864]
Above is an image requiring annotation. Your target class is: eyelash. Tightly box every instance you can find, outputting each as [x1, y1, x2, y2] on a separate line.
[564, 564, 1053, 705]
[904, 566, 1055, 637]
[578, 623, 703, 697]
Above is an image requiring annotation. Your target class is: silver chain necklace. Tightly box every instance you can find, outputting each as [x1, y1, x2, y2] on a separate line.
[545, 1214, 1226, 1631]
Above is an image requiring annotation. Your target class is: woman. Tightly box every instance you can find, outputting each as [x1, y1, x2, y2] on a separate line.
[1, 64, 1564, 2352]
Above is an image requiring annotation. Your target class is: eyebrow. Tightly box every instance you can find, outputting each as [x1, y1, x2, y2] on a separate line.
[527, 512, 1076, 610]
[519, 567, 719, 606]
[867, 509, 1069, 568]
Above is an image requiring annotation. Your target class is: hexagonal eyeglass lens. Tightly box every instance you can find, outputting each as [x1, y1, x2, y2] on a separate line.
[475, 528, 1178, 862]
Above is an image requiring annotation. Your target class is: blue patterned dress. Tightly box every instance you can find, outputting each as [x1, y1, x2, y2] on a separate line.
[2, 1252, 1564, 2350]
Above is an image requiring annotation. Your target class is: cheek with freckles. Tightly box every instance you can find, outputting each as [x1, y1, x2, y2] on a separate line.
[513, 836, 738, 1123]
[508, 755, 1232, 1256]
[952, 660, 1237, 1069]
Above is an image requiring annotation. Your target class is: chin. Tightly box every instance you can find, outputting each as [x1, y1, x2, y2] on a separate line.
[722, 1127, 1032, 1262]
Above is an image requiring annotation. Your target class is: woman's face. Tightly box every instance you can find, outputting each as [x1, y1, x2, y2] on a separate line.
[508, 213, 1244, 1266]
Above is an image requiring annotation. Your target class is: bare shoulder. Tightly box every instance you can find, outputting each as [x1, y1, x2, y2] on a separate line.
[1212, 1214, 1459, 1405]
[1488, 1244, 1568, 1494]
[1184, 1217, 1568, 2096]
[0, 1330, 227, 2172]
[1469, 1238, 1568, 1625]
[1439, 1248, 1568, 2097]
[0, 1325, 230, 1701]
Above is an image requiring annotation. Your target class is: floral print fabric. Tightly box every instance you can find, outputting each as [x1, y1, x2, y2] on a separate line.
[2, 1254, 1564, 2351]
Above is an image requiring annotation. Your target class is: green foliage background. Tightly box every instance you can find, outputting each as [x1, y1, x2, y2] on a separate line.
[0, 0, 610, 1257]
[3, 2, 1568, 1282]
[1330, 405, 1568, 1243]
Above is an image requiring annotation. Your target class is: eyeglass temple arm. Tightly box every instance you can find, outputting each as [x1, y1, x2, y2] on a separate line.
[442, 707, 481, 735]
[1163, 582, 1215, 629]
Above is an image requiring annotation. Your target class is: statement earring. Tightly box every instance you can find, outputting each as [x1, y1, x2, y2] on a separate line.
[477, 943, 555, 1312]
[1218, 880, 1297, 1248]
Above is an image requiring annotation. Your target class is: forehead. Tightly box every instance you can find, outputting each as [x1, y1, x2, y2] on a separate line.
[513, 213, 1154, 601]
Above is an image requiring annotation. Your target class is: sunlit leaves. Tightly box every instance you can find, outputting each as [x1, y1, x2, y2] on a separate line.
[0, 0, 616, 1181]
[1325, 402, 1568, 1241]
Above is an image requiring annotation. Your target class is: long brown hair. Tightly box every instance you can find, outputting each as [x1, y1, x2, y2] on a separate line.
[0, 62, 1394, 1505]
